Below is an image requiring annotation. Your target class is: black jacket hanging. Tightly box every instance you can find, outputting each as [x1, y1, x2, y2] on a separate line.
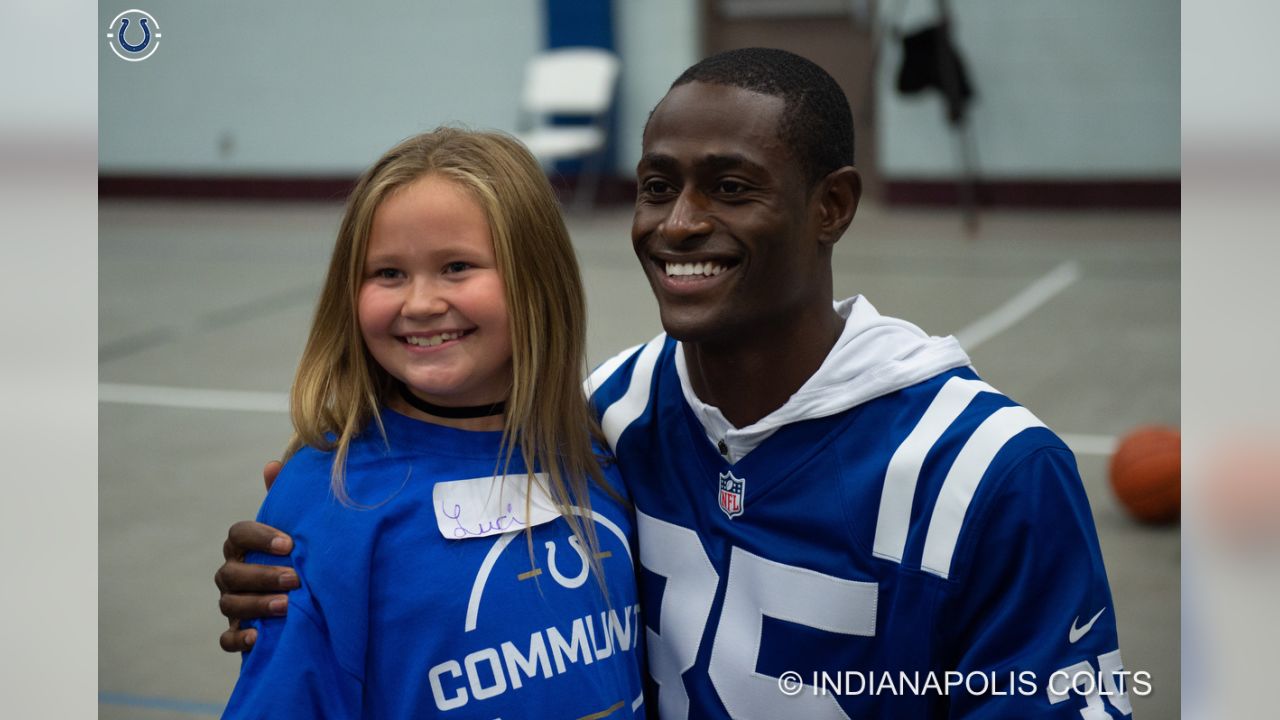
[896, 23, 975, 125]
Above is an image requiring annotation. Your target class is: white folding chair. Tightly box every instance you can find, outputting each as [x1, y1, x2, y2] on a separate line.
[514, 47, 621, 211]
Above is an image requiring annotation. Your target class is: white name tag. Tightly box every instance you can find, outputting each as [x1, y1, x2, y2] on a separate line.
[432, 473, 561, 540]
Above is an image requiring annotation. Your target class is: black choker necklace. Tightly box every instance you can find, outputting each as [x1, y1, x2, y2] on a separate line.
[397, 384, 505, 419]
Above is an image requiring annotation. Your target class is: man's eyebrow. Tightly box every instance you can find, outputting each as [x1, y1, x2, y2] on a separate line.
[699, 153, 765, 174]
[637, 152, 766, 174]
[637, 153, 679, 174]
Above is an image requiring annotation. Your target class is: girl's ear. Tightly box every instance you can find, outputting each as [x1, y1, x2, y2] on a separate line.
[815, 166, 861, 247]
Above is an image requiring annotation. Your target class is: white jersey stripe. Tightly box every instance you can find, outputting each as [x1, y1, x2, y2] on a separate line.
[921, 405, 1046, 579]
[584, 341, 646, 397]
[872, 377, 996, 563]
[600, 335, 666, 452]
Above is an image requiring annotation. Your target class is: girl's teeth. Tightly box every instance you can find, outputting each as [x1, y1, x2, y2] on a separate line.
[406, 331, 462, 347]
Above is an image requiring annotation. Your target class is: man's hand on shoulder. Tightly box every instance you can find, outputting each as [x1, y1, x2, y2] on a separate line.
[213, 461, 299, 653]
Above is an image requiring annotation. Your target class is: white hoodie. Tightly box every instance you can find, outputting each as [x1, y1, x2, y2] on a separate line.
[674, 296, 972, 463]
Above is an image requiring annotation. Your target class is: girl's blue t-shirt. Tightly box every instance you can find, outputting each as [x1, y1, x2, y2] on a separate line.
[223, 409, 645, 719]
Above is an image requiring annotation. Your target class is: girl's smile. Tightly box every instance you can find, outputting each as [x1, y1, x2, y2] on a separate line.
[400, 329, 470, 350]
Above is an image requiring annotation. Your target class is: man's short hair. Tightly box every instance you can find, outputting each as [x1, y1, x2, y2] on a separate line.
[669, 47, 855, 186]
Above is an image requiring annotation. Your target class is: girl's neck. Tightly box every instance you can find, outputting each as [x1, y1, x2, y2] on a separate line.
[388, 395, 505, 432]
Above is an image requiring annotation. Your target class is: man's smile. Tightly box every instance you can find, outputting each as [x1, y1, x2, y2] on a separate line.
[664, 260, 728, 278]
[649, 253, 741, 296]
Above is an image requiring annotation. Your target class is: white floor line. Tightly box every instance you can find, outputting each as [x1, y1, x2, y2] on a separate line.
[99, 382, 288, 413]
[946, 261, 1113, 456]
[954, 260, 1083, 352]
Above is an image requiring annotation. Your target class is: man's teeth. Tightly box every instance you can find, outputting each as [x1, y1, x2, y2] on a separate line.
[405, 331, 463, 347]
[665, 261, 726, 278]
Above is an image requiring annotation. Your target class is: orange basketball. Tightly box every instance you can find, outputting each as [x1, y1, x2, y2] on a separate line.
[1108, 426, 1180, 524]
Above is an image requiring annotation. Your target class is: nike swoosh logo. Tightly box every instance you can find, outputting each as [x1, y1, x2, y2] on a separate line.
[1068, 607, 1107, 643]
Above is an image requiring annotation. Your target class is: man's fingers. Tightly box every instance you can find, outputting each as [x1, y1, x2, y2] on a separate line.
[226, 520, 292, 558]
[263, 460, 282, 491]
[218, 592, 289, 621]
[215, 559, 298, 596]
[219, 626, 258, 653]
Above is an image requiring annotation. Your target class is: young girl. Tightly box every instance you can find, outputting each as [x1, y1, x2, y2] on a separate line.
[222, 129, 645, 718]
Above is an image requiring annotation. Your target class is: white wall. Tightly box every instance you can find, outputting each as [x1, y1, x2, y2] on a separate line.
[100, 1, 1176, 181]
[614, 0, 702, 177]
[99, 0, 703, 178]
[99, 1, 542, 174]
[876, 0, 1179, 179]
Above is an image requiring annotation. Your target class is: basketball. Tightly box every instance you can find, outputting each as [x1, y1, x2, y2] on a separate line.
[1108, 426, 1180, 524]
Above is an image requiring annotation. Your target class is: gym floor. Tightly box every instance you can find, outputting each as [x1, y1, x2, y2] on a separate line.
[98, 198, 1180, 718]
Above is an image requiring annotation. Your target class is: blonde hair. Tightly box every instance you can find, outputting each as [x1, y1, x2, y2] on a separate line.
[287, 127, 614, 585]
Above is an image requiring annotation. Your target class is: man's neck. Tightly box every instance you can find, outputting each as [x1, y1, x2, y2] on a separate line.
[681, 304, 844, 428]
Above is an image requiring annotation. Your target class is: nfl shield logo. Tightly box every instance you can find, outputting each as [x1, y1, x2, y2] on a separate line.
[718, 471, 746, 519]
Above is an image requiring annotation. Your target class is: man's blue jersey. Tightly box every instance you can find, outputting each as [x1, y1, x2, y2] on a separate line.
[590, 334, 1131, 719]
[223, 409, 645, 719]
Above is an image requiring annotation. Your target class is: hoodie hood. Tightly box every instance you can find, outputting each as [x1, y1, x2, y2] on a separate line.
[675, 295, 972, 463]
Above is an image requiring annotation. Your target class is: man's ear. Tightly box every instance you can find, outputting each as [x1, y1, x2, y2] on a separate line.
[815, 166, 861, 246]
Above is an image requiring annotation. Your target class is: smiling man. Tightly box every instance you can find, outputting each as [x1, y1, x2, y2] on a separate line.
[588, 49, 1131, 719]
[217, 49, 1131, 718]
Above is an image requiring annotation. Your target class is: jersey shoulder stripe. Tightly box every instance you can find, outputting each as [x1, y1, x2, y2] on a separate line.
[866, 372, 1060, 581]
[919, 404, 1047, 579]
[872, 376, 997, 563]
[584, 341, 647, 397]
[588, 334, 669, 452]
